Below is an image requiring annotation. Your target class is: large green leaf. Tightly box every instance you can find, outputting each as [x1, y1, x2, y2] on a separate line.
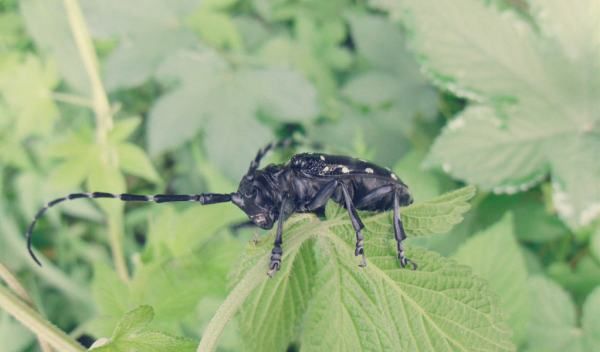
[381, 0, 600, 228]
[526, 276, 600, 352]
[372, 0, 552, 107]
[234, 187, 514, 351]
[453, 213, 529, 344]
[147, 49, 318, 179]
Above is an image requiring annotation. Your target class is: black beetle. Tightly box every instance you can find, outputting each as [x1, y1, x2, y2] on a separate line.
[26, 141, 416, 276]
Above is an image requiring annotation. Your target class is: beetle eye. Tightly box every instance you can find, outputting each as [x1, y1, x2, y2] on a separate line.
[246, 187, 258, 197]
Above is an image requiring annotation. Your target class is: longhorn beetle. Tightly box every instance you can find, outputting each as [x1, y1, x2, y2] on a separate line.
[26, 140, 416, 276]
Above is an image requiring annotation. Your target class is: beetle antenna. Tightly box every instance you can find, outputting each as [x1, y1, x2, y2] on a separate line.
[26, 191, 233, 266]
[247, 138, 295, 176]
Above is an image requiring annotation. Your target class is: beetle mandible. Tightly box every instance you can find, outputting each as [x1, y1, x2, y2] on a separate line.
[26, 140, 416, 276]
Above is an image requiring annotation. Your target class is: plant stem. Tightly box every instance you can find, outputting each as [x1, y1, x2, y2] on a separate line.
[0, 284, 85, 352]
[108, 212, 129, 283]
[63, 0, 113, 146]
[0, 263, 53, 352]
[63, 0, 129, 282]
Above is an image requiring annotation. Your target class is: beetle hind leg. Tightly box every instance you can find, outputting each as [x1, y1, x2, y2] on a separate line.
[393, 190, 417, 270]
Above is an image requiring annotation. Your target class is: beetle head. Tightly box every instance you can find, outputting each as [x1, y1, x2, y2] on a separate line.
[231, 175, 276, 229]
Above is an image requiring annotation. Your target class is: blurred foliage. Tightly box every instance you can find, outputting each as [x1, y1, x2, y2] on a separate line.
[0, 0, 598, 351]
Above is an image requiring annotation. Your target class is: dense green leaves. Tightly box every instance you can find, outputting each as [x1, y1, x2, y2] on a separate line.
[1, 1, 599, 351]
[378, 0, 600, 229]
[81, 0, 202, 90]
[147, 49, 318, 178]
[232, 187, 514, 351]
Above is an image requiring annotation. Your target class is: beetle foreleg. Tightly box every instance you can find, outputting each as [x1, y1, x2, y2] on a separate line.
[268, 197, 294, 277]
[393, 190, 417, 270]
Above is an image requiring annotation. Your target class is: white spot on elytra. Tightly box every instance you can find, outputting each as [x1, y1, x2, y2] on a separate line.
[323, 166, 330, 172]
[320, 155, 325, 161]
[341, 166, 350, 174]
[391, 173, 398, 180]
[365, 168, 374, 174]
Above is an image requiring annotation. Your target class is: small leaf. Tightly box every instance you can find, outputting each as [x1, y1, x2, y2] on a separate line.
[527, 277, 600, 352]
[108, 117, 142, 143]
[117, 143, 161, 183]
[90, 305, 196, 352]
[453, 213, 529, 343]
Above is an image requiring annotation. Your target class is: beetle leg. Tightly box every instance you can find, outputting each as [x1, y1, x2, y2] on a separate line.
[304, 180, 367, 267]
[393, 190, 417, 270]
[339, 183, 367, 268]
[268, 197, 294, 277]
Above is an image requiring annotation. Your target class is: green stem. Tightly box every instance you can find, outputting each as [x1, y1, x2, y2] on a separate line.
[63, 0, 113, 145]
[0, 284, 85, 352]
[108, 212, 129, 283]
[0, 263, 53, 352]
[63, 0, 129, 282]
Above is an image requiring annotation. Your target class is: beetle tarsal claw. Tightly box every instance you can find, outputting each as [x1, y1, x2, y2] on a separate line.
[398, 255, 417, 270]
[267, 263, 280, 278]
[358, 254, 367, 268]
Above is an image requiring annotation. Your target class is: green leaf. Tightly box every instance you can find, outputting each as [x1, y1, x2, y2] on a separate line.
[425, 105, 550, 192]
[528, 0, 600, 61]
[116, 143, 161, 183]
[237, 240, 318, 352]
[372, 0, 550, 106]
[527, 276, 600, 352]
[186, 0, 242, 51]
[382, 0, 600, 229]
[453, 213, 529, 343]
[108, 117, 142, 143]
[0, 54, 59, 138]
[90, 305, 196, 352]
[234, 186, 513, 351]
[147, 49, 317, 179]
[81, 0, 202, 89]
[20, 0, 89, 93]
